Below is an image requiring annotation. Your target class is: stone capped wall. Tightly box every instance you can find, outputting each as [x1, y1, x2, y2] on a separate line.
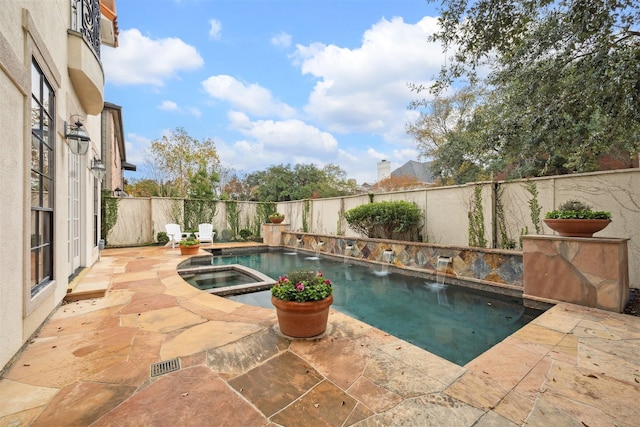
[523, 236, 629, 312]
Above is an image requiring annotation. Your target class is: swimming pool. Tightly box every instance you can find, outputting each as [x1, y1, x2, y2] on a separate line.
[194, 250, 540, 365]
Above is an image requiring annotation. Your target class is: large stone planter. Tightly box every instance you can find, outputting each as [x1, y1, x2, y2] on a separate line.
[271, 295, 333, 338]
[543, 219, 611, 237]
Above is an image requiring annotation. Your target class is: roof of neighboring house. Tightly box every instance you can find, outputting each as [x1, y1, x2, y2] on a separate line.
[391, 160, 434, 183]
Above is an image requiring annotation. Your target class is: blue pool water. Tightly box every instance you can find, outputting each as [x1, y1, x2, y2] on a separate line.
[207, 250, 540, 365]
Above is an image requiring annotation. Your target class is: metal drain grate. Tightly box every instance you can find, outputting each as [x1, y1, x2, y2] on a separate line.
[150, 358, 181, 377]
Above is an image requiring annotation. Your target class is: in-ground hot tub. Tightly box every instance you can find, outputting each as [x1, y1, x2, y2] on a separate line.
[178, 264, 276, 296]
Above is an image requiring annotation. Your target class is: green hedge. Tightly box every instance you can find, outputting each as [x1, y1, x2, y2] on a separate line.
[344, 200, 423, 240]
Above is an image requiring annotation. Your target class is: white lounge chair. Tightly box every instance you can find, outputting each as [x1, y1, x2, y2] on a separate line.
[165, 223, 184, 248]
[195, 223, 215, 244]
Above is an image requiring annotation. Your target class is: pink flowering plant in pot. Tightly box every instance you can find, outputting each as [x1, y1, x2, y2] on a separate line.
[271, 270, 333, 302]
[271, 270, 334, 338]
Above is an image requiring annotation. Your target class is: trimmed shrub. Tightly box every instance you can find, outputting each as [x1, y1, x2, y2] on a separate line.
[344, 200, 422, 240]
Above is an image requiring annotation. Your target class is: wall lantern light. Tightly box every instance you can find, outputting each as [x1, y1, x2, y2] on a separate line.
[113, 187, 124, 197]
[91, 158, 106, 180]
[64, 116, 91, 155]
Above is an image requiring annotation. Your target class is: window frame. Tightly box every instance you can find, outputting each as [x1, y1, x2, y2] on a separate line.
[30, 59, 56, 296]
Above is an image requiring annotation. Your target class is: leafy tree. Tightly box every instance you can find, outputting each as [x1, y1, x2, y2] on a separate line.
[221, 173, 255, 200]
[245, 163, 354, 202]
[126, 179, 158, 197]
[412, 0, 640, 180]
[370, 175, 427, 192]
[188, 162, 219, 199]
[147, 127, 220, 197]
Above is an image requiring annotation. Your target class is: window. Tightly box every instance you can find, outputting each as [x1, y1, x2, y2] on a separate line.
[30, 59, 55, 295]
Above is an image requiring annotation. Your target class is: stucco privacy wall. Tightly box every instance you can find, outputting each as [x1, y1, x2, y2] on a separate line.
[107, 169, 639, 287]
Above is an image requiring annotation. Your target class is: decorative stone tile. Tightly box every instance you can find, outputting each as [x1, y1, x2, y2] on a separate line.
[493, 390, 534, 425]
[577, 339, 640, 384]
[32, 381, 137, 427]
[541, 360, 640, 424]
[120, 306, 206, 333]
[354, 394, 484, 427]
[526, 393, 623, 427]
[465, 340, 544, 390]
[510, 323, 566, 350]
[228, 351, 324, 417]
[93, 366, 266, 427]
[290, 335, 368, 389]
[348, 376, 403, 412]
[206, 327, 289, 375]
[375, 340, 465, 386]
[271, 380, 360, 427]
[117, 293, 179, 314]
[363, 354, 448, 398]
[531, 310, 581, 334]
[0, 379, 58, 418]
[444, 370, 508, 411]
[160, 320, 262, 359]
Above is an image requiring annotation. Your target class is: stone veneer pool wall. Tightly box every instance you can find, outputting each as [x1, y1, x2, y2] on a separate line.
[281, 231, 524, 295]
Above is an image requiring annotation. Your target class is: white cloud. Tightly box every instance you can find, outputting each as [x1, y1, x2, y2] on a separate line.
[270, 31, 292, 48]
[123, 133, 152, 169]
[209, 19, 222, 40]
[103, 29, 203, 86]
[187, 107, 202, 118]
[201, 75, 297, 118]
[158, 100, 178, 111]
[293, 16, 443, 140]
[227, 111, 337, 155]
[157, 101, 201, 118]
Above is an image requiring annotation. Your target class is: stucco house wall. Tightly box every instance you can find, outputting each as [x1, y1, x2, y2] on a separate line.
[1, 0, 108, 371]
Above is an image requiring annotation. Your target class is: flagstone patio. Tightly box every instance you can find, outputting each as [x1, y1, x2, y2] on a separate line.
[1, 245, 638, 426]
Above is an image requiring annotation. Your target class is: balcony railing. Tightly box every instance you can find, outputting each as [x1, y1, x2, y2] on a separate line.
[70, 0, 101, 59]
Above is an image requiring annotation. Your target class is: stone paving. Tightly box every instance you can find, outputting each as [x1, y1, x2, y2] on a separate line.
[1, 245, 639, 426]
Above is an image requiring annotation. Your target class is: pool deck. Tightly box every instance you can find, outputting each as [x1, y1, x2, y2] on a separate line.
[1, 244, 639, 426]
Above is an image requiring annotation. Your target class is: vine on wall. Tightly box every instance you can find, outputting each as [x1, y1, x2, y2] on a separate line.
[523, 181, 542, 234]
[101, 190, 118, 245]
[468, 185, 487, 248]
[256, 202, 275, 223]
[495, 184, 516, 249]
[169, 199, 183, 225]
[225, 200, 240, 238]
[184, 199, 217, 231]
[302, 199, 310, 232]
[336, 198, 346, 236]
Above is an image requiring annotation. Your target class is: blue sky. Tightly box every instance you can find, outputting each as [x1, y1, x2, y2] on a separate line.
[102, 0, 445, 185]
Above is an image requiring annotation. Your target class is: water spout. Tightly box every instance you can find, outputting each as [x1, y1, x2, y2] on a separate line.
[436, 256, 451, 286]
[344, 244, 353, 264]
[305, 240, 324, 260]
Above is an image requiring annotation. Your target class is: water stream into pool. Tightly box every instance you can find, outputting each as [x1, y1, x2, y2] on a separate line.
[201, 250, 540, 365]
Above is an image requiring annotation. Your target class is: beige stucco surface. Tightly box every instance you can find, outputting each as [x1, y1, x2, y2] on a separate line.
[1, 1, 104, 370]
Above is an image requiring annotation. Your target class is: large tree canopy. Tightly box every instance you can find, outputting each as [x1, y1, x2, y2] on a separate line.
[411, 0, 640, 181]
[245, 163, 356, 202]
[146, 127, 220, 197]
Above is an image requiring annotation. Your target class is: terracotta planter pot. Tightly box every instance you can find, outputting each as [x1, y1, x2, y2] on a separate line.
[179, 244, 200, 255]
[271, 295, 333, 338]
[543, 219, 611, 238]
[270, 217, 285, 224]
